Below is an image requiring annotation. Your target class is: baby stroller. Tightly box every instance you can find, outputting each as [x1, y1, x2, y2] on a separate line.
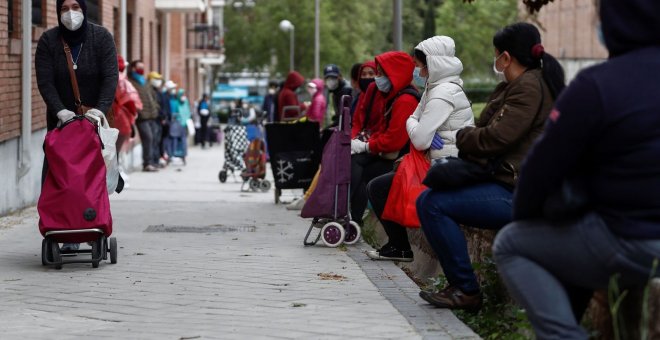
[240, 138, 271, 192]
[219, 108, 249, 183]
[39, 115, 118, 269]
[301, 96, 361, 247]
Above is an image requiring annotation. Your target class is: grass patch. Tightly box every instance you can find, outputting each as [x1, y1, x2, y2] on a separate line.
[428, 257, 534, 340]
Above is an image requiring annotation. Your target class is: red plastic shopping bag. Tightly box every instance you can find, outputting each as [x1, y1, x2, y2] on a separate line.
[381, 147, 430, 228]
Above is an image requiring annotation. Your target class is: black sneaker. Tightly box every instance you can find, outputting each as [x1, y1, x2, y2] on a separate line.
[366, 245, 413, 262]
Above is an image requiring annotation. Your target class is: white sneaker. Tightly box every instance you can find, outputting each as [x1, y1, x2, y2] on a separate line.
[286, 197, 306, 210]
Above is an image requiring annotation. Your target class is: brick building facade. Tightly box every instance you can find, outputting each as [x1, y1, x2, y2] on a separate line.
[527, 0, 607, 81]
[0, 0, 219, 216]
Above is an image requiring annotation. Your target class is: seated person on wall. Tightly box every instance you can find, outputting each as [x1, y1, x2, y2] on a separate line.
[365, 35, 475, 262]
[416, 22, 565, 311]
[349, 51, 420, 226]
[493, 1, 660, 339]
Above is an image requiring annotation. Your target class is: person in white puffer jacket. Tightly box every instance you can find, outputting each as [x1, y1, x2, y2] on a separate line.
[365, 35, 475, 262]
[407, 35, 474, 160]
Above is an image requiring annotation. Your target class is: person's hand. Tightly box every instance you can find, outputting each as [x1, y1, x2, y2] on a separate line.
[351, 139, 368, 154]
[430, 133, 444, 150]
[56, 109, 76, 123]
[87, 108, 104, 119]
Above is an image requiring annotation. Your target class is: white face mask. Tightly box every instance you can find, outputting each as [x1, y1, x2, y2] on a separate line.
[492, 53, 507, 83]
[61, 10, 85, 32]
[325, 78, 339, 91]
[151, 79, 163, 88]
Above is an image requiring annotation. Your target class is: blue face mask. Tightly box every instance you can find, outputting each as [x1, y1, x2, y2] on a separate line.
[413, 67, 426, 87]
[131, 72, 146, 86]
[374, 75, 392, 93]
[596, 24, 605, 47]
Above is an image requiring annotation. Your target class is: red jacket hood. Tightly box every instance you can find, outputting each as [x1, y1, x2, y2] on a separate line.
[283, 71, 305, 90]
[309, 78, 325, 96]
[375, 51, 414, 100]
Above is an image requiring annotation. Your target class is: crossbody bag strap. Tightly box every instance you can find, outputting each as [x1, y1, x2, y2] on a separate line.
[61, 38, 84, 115]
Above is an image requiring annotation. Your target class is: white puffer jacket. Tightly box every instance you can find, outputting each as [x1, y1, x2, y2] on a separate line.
[406, 36, 475, 159]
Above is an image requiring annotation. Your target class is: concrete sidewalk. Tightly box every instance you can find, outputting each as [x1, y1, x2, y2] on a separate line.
[0, 145, 478, 339]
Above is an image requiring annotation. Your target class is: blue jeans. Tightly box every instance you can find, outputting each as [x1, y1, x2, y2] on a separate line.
[493, 213, 660, 340]
[416, 183, 513, 293]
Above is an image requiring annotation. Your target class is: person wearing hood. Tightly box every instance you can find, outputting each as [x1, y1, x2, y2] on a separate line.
[169, 88, 192, 164]
[492, 1, 660, 338]
[323, 64, 354, 127]
[36, 0, 117, 133]
[416, 22, 565, 312]
[350, 60, 380, 140]
[277, 71, 306, 121]
[111, 55, 142, 154]
[365, 36, 475, 262]
[349, 51, 421, 226]
[304, 79, 327, 123]
[128, 60, 160, 172]
[35, 0, 118, 253]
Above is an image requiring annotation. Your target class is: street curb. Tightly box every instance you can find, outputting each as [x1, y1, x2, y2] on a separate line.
[347, 242, 481, 340]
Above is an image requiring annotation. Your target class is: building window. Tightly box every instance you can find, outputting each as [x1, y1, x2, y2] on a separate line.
[139, 17, 144, 61]
[149, 21, 154, 71]
[32, 0, 43, 26]
[8, 0, 14, 33]
[86, 0, 100, 24]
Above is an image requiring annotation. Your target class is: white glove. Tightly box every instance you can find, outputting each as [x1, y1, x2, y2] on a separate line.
[351, 139, 369, 155]
[56, 109, 76, 123]
[87, 108, 104, 119]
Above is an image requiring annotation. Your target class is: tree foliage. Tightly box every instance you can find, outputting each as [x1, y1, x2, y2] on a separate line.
[222, 0, 518, 81]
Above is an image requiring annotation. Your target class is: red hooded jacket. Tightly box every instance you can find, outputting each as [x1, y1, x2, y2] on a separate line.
[367, 51, 418, 155]
[278, 71, 305, 120]
[351, 61, 385, 139]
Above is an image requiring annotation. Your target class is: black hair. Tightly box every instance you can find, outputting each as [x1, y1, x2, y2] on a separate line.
[413, 49, 427, 67]
[127, 59, 143, 73]
[350, 63, 362, 82]
[493, 22, 565, 100]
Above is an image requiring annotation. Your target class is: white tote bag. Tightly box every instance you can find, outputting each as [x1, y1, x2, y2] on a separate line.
[86, 112, 120, 194]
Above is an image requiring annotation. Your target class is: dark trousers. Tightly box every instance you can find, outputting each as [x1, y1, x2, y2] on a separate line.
[136, 119, 157, 168]
[493, 212, 660, 339]
[367, 172, 411, 250]
[200, 115, 210, 147]
[151, 120, 162, 165]
[416, 183, 513, 294]
[350, 153, 393, 224]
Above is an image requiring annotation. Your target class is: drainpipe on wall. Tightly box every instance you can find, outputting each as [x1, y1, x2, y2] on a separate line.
[162, 13, 171, 81]
[17, 0, 32, 179]
[120, 0, 127, 58]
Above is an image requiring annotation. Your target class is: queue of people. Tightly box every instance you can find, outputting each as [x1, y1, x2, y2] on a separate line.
[282, 1, 660, 338]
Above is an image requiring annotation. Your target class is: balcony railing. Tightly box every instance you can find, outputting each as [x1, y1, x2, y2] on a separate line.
[187, 24, 222, 51]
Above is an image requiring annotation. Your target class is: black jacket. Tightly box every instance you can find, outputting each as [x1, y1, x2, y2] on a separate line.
[36, 23, 118, 131]
[513, 0, 660, 238]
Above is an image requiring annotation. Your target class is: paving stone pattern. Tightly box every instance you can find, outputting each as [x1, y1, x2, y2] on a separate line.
[0, 146, 477, 339]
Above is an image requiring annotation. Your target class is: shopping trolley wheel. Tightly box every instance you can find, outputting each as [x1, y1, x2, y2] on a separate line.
[249, 178, 260, 192]
[41, 239, 50, 266]
[91, 240, 100, 268]
[343, 221, 362, 245]
[321, 222, 345, 248]
[219, 170, 227, 183]
[109, 237, 118, 264]
[260, 180, 271, 192]
[51, 242, 62, 270]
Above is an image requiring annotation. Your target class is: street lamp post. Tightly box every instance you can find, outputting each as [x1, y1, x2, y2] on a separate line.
[279, 20, 295, 71]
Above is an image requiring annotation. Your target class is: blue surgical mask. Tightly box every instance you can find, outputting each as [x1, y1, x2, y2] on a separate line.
[596, 24, 605, 47]
[375, 75, 392, 93]
[131, 72, 146, 86]
[413, 67, 426, 87]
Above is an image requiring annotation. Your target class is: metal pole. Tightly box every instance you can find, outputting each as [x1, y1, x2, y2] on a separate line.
[393, 0, 402, 51]
[290, 28, 295, 71]
[18, 0, 32, 178]
[120, 0, 127, 58]
[314, 0, 320, 78]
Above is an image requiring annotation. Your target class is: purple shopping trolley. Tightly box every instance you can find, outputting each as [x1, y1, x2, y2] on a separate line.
[301, 95, 361, 247]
